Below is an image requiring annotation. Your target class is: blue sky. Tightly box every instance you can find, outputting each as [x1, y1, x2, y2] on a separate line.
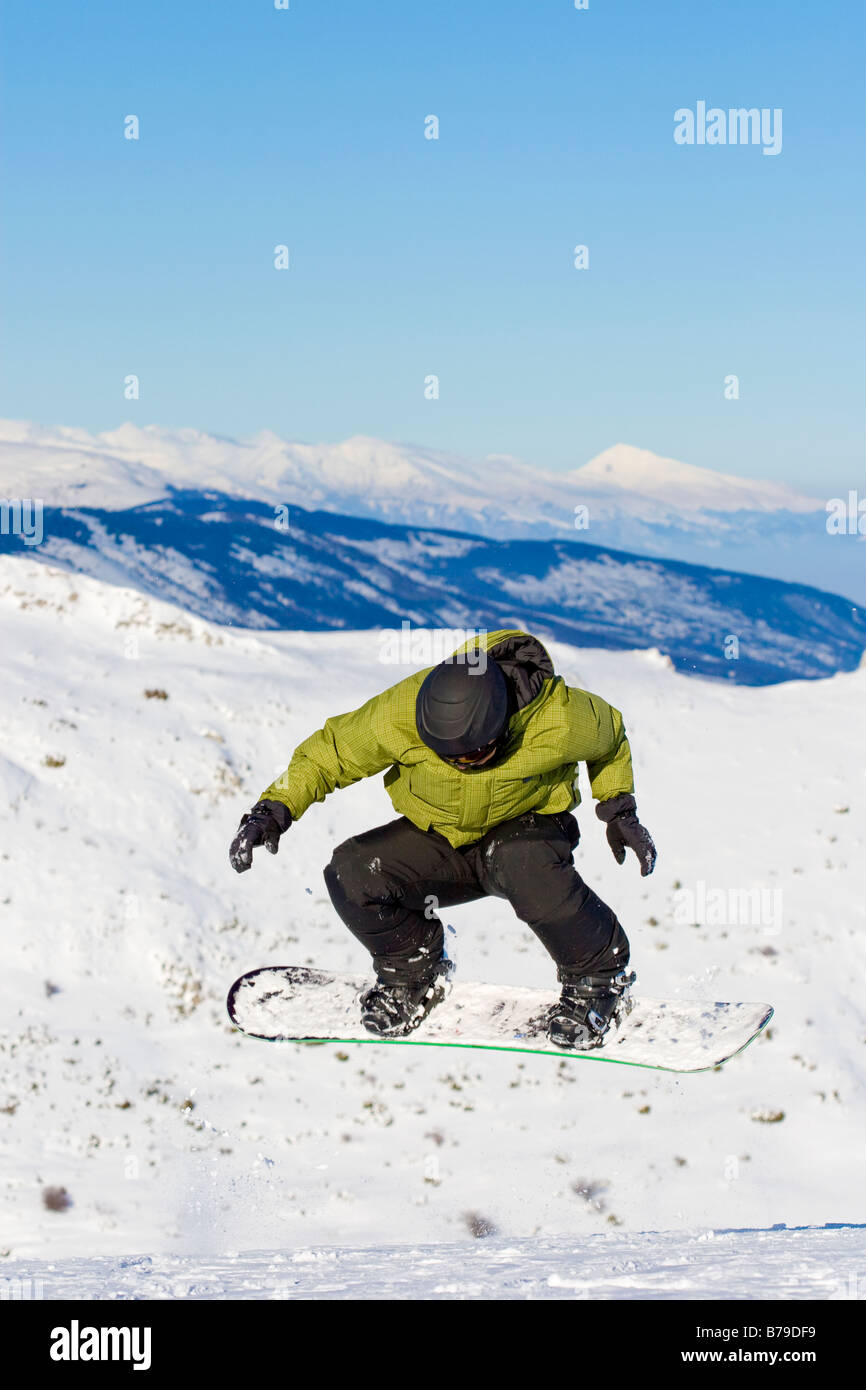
[1, 0, 863, 490]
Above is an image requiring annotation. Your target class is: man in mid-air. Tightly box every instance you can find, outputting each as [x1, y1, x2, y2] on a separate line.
[230, 629, 656, 1049]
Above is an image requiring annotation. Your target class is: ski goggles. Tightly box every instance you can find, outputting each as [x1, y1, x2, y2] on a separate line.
[442, 740, 499, 768]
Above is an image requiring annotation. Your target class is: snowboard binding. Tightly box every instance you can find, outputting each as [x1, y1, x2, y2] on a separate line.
[359, 958, 454, 1038]
[547, 969, 636, 1050]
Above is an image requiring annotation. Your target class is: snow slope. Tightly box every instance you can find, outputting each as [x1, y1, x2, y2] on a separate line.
[3, 417, 860, 600]
[1, 555, 864, 1269]
[3, 1225, 863, 1300]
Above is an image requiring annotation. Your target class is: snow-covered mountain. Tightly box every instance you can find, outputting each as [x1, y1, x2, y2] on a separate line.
[572, 444, 817, 512]
[1, 490, 864, 686]
[2, 418, 860, 601]
[1, 555, 864, 1264]
[0, 419, 818, 517]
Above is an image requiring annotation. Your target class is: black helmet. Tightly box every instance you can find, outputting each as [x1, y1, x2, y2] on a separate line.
[415, 657, 509, 763]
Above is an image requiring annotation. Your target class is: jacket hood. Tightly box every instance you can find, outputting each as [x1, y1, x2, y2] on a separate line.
[448, 628, 556, 717]
[487, 631, 555, 715]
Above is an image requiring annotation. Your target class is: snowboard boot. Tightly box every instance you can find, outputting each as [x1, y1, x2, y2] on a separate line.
[359, 958, 454, 1038]
[547, 969, 636, 1050]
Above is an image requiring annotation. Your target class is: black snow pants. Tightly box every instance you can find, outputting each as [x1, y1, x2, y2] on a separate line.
[323, 810, 629, 985]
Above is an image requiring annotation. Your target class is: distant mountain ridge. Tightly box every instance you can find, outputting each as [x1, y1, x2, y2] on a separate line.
[1, 487, 863, 687]
[0, 417, 822, 514]
[2, 418, 858, 601]
[571, 444, 818, 512]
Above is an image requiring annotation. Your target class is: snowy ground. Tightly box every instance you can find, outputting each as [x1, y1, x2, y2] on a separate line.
[3, 1225, 864, 1301]
[1, 554, 864, 1281]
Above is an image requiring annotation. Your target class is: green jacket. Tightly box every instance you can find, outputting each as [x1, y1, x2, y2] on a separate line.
[261, 629, 634, 849]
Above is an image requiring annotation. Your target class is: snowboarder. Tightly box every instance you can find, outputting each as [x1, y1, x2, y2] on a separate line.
[229, 629, 656, 1049]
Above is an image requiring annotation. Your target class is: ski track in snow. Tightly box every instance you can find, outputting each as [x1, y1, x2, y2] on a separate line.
[1, 553, 864, 1289]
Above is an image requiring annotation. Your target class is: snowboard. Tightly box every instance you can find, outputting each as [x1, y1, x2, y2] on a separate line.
[227, 965, 773, 1073]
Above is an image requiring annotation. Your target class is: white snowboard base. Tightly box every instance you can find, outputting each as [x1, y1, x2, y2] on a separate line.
[227, 966, 773, 1073]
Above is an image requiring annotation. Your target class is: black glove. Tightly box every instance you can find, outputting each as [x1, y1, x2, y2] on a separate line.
[230, 799, 292, 874]
[596, 794, 656, 877]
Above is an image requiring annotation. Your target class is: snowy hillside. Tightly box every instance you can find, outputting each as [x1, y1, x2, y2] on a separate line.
[4, 1225, 863, 1300]
[3, 491, 864, 686]
[2, 418, 860, 601]
[1, 553, 864, 1267]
